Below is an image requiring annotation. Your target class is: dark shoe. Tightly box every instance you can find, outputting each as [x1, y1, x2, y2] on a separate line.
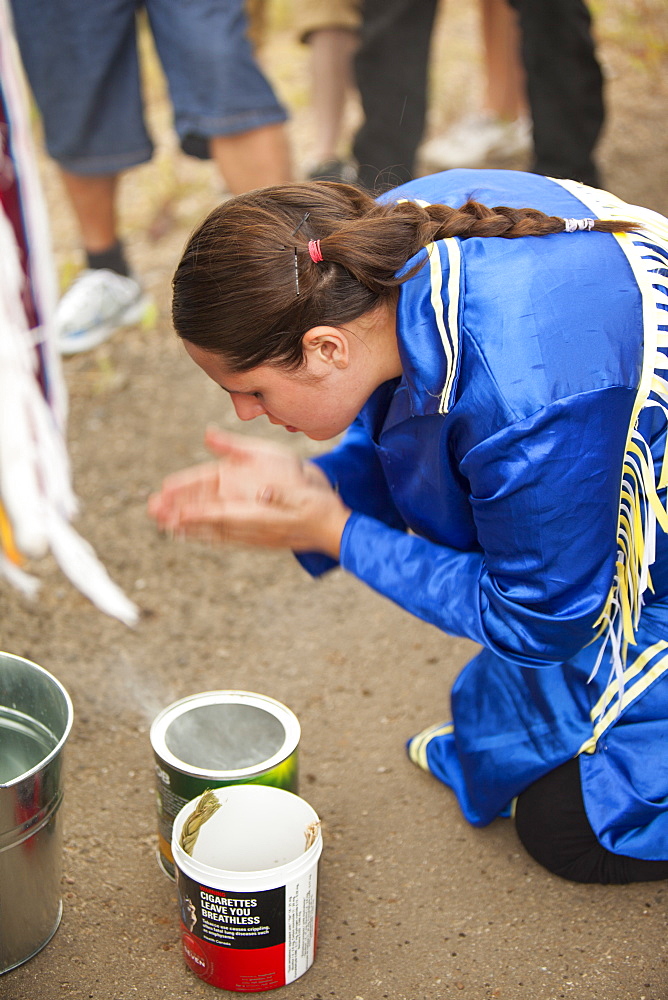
[307, 159, 358, 183]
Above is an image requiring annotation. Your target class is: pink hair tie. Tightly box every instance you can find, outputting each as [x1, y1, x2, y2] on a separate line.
[308, 239, 324, 263]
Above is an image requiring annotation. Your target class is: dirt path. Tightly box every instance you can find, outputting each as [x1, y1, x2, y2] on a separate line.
[2, 3, 668, 998]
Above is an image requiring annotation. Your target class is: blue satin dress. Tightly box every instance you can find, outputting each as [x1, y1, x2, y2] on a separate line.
[299, 169, 668, 861]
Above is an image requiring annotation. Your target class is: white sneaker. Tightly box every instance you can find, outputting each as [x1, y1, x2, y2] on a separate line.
[55, 268, 151, 355]
[420, 113, 531, 171]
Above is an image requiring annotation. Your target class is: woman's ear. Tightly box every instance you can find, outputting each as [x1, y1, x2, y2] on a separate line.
[302, 326, 350, 370]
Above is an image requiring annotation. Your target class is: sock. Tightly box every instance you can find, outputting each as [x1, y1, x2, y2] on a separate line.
[86, 240, 129, 277]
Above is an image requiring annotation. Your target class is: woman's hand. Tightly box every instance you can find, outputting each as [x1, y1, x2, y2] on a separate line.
[147, 428, 350, 558]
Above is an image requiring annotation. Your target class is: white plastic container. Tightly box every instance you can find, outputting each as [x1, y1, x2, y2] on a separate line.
[171, 784, 322, 992]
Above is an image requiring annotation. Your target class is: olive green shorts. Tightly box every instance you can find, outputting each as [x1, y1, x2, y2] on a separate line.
[293, 0, 361, 43]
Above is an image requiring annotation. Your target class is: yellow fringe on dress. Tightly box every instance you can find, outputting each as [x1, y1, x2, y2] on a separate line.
[556, 180, 668, 717]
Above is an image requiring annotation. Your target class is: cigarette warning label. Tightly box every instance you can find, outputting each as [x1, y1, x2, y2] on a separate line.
[176, 870, 318, 991]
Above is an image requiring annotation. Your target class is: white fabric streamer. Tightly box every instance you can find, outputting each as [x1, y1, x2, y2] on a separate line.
[0, 0, 138, 626]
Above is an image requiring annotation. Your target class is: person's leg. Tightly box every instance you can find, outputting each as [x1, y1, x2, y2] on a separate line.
[353, 0, 438, 191]
[60, 170, 135, 281]
[9, 0, 153, 352]
[482, 0, 526, 122]
[51, 172, 148, 355]
[293, 0, 361, 179]
[508, 0, 604, 186]
[515, 758, 668, 884]
[209, 125, 291, 195]
[9, 0, 150, 258]
[59, 173, 119, 258]
[9, 0, 152, 177]
[147, 0, 291, 194]
[420, 0, 530, 171]
[306, 27, 359, 170]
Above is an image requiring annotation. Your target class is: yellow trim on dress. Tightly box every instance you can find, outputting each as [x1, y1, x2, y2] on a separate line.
[408, 721, 454, 772]
[554, 180, 668, 742]
[578, 643, 668, 754]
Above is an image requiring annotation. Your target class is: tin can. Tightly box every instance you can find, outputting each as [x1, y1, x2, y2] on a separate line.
[150, 691, 300, 878]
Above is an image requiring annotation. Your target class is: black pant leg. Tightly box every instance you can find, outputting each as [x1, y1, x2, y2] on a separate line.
[515, 757, 668, 884]
[353, 0, 439, 191]
[508, 0, 604, 186]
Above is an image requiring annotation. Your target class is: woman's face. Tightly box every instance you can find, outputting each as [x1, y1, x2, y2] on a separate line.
[183, 337, 373, 441]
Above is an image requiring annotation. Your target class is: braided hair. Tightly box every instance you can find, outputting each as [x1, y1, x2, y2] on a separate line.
[172, 181, 636, 373]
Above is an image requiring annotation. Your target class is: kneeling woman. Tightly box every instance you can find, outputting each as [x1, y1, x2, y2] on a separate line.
[149, 168, 668, 884]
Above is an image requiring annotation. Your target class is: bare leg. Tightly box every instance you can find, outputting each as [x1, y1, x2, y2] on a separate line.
[59, 171, 119, 253]
[481, 0, 527, 121]
[420, 0, 529, 170]
[209, 123, 292, 195]
[307, 27, 359, 165]
[54, 170, 146, 354]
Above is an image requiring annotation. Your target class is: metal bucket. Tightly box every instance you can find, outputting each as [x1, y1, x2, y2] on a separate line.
[0, 651, 73, 974]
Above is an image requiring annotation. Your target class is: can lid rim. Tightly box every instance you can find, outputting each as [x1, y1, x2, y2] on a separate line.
[149, 690, 300, 778]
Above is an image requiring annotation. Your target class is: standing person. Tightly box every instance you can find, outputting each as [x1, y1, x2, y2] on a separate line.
[149, 168, 668, 884]
[9, 0, 292, 355]
[353, 0, 603, 191]
[508, 0, 604, 187]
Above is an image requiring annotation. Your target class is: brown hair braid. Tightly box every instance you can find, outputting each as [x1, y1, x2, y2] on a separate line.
[172, 181, 637, 373]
